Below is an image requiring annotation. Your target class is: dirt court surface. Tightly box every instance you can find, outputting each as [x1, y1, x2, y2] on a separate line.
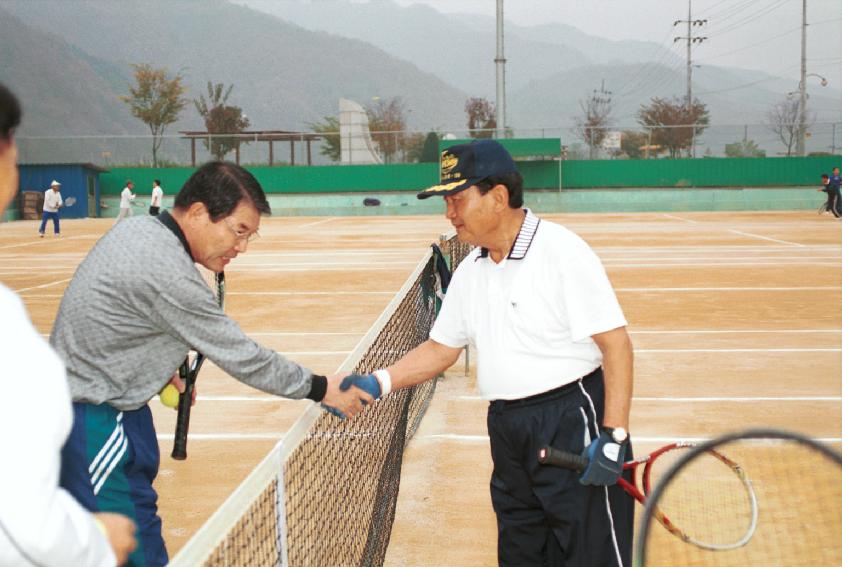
[2, 210, 840, 565]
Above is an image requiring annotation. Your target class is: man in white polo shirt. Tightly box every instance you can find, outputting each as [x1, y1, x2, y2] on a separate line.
[340, 140, 634, 566]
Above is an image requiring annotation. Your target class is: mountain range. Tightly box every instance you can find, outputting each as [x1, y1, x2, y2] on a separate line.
[1, 0, 839, 159]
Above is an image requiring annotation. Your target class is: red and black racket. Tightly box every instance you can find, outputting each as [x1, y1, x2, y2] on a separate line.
[171, 270, 225, 460]
[538, 441, 758, 551]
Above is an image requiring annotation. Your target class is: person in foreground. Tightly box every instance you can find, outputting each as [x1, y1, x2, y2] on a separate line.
[0, 83, 137, 566]
[342, 140, 635, 566]
[50, 161, 372, 567]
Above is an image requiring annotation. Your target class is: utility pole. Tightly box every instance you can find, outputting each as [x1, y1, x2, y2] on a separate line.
[588, 80, 612, 159]
[796, 0, 807, 156]
[495, 0, 506, 139]
[674, 0, 707, 156]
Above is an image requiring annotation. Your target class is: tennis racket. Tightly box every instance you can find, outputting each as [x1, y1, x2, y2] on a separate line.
[63, 197, 77, 207]
[636, 429, 842, 567]
[171, 269, 225, 460]
[538, 441, 758, 551]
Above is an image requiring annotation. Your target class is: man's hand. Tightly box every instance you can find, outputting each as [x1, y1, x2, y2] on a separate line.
[322, 372, 375, 419]
[579, 430, 627, 486]
[340, 373, 382, 399]
[93, 512, 137, 566]
[168, 371, 196, 406]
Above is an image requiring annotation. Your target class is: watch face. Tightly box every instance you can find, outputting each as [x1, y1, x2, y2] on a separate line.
[611, 427, 628, 443]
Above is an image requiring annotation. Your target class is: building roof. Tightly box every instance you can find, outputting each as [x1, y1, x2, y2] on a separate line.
[18, 162, 110, 173]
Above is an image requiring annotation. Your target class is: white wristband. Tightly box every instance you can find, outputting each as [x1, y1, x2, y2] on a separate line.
[373, 369, 392, 397]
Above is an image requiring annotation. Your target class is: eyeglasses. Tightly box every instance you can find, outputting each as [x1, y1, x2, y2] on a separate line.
[223, 217, 260, 243]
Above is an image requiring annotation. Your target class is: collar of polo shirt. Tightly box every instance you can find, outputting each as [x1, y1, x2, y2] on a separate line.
[478, 209, 541, 261]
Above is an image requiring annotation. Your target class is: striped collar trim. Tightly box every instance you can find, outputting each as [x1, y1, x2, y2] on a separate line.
[478, 209, 541, 261]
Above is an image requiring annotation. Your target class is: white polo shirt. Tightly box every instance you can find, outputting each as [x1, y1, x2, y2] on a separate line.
[430, 209, 627, 400]
[119, 187, 135, 209]
[43, 189, 63, 213]
[150, 186, 163, 207]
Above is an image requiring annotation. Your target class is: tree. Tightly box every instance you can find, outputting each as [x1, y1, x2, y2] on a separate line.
[366, 97, 409, 163]
[620, 130, 649, 159]
[419, 132, 440, 163]
[636, 97, 710, 158]
[121, 64, 186, 168]
[766, 98, 813, 157]
[403, 132, 427, 163]
[309, 116, 341, 162]
[465, 97, 496, 138]
[725, 139, 766, 158]
[575, 88, 612, 159]
[194, 82, 250, 161]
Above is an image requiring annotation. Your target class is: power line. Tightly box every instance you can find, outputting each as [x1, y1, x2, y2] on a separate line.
[696, 26, 799, 62]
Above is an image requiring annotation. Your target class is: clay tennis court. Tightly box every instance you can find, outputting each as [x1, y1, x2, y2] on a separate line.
[2, 210, 840, 564]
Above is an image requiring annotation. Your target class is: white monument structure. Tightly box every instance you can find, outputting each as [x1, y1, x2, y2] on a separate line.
[339, 98, 382, 164]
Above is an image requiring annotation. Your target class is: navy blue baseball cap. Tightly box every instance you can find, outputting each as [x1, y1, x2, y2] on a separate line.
[417, 139, 517, 200]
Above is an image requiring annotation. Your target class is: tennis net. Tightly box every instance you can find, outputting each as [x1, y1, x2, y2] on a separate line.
[170, 232, 473, 567]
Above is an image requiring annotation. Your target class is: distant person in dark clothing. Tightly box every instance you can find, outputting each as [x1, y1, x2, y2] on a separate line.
[827, 167, 842, 218]
[818, 174, 839, 217]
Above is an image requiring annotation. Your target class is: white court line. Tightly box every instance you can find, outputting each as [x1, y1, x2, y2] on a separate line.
[279, 351, 350, 356]
[602, 256, 841, 261]
[248, 331, 362, 336]
[225, 291, 394, 296]
[13, 278, 72, 293]
[297, 218, 337, 228]
[153, 396, 286, 403]
[156, 433, 283, 441]
[636, 348, 841, 353]
[605, 261, 841, 268]
[0, 234, 96, 250]
[413, 434, 842, 443]
[245, 250, 418, 257]
[617, 286, 842, 292]
[634, 397, 842, 402]
[454, 396, 842, 402]
[728, 229, 804, 247]
[630, 329, 842, 334]
[232, 260, 420, 267]
[661, 214, 698, 223]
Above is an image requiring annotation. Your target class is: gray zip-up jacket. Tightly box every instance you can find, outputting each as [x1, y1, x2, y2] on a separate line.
[50, 213, 315, 411]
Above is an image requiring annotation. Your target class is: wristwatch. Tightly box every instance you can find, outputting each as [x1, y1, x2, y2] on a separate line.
[605, 426, 628, 444]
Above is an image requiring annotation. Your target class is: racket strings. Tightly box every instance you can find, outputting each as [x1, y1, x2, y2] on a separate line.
[644, 439, 842, 566]
[653, 451, 756, 549]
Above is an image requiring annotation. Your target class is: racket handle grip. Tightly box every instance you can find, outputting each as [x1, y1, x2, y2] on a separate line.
[537, 446, 589, 471]
[171, 363, 193, 461]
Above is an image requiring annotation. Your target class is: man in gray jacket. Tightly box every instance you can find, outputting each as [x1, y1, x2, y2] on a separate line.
[51, 161, 371, 567]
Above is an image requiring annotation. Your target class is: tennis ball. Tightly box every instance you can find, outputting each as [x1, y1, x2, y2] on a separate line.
[159, 384, 180, 409]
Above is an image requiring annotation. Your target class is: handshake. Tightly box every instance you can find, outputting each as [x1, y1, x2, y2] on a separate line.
[322, 370, 392, 419]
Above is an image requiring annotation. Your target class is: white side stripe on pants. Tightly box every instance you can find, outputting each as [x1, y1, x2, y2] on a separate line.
[578, 381, 625, 567]
[93, 435, 128, 495]
[88, 411, 127, 495]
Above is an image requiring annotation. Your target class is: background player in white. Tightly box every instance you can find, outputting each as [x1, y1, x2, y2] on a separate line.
[38, 179, 63, 237]
[115, 180, 136, 223]
[149, 179, 163, 216]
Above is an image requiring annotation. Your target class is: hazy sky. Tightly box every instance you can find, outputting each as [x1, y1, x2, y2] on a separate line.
[393, 0, 842, 91]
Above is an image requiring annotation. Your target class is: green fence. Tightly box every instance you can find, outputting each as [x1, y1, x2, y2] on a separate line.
[100, 155, 839, 197]
[100, 163, 439, 196]
[561, 156, 840, 188]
